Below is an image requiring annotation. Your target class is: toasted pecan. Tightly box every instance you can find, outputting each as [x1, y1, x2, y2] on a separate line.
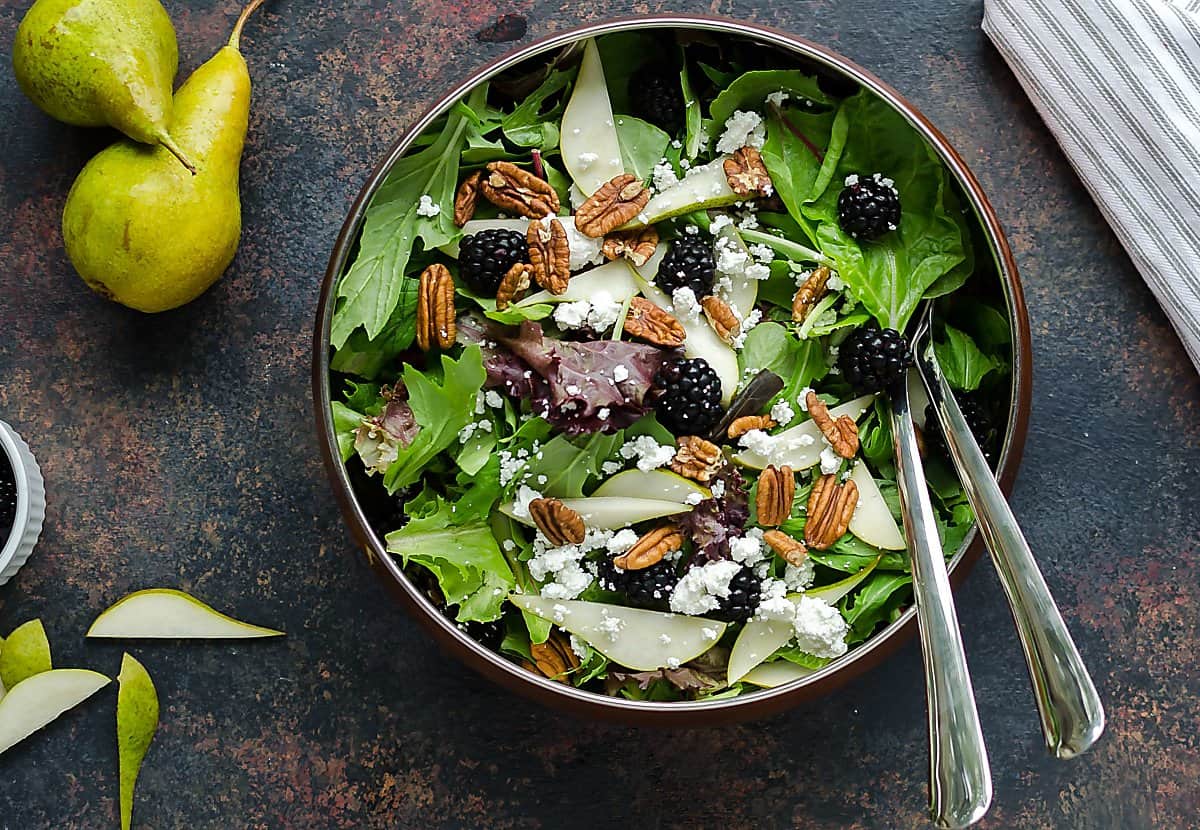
[575, 174, 650, 237]
[701, 295, 741, 344]
[416, 263, 456, 351]
[495, 262, 532, 310]
[804, 474, 858, 549]
[527, 218, 571, 294]
[805, 390, 859, 458]
[792, 265, 831, 323]
[763, 529, 809, 567]
[755, 465, 795, 527]
[727, 414, 776, 439]
[453, 171, 483, 226]
[614, 524, 683, 570]
[480, 161, 559, 218]
[623, 297, 686, 347]
[602, 226, 659, 266]
[529, 498, 586, 547]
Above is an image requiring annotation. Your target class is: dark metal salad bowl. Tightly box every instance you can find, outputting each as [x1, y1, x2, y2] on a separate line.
[312, 16, 1033, 726]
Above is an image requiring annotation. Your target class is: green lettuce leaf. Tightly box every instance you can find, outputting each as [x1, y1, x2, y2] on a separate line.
[842, 572, 913, 643]
[737, 322, 827, 410]
[616, 115, 671, 181]
[502, 68, 576, 150]
[708, 70, 834, 127]
[680, 58, 703, 158]
[383, 345, 487, 492]
[934, 323, 1002, 392]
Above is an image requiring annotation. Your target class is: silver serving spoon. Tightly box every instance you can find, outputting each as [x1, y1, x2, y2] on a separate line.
[889, 315, 993, 829]
[911, 303, 1104, 759]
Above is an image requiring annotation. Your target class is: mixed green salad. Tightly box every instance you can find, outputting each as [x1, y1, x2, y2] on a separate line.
[328, 30, 1011, 700]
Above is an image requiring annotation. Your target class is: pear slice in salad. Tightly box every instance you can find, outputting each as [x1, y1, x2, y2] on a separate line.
[622, 157, 741, 226]
[519, 259, 638, 307]
[726, 557, 880, 684]
[510, 595, 727, 671]
[629, 253, 739, 405]
[714, 223, 759, 319]
[847, 461, 906, 550]
[591, 468, 710, 503]
[732, 394, 876, 470]
[0, 620, 52, 691]
[0, 669, 110, 755]
[500, 496, 692, 530]
[559, 39, 623, 195]
[741, 660, 819, 688]
[87, 590, 285, 639]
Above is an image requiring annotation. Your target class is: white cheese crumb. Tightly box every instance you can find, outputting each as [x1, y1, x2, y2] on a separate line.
[484, 390, 504, 408]
[597, 407, 610, 420]
[770, 400, 796, 425]
[554, 299, 592, 330]
[598, 610, 625, 641]
[710, 479, 726, 499]
[730, 529, 766, 566]
[569, 184, 588, 211]
[766, 90, 789, 107]
[607, 528, 639, 554]
[612, 364, 630, 383]
[578, 152, 599, 165]
[671, 286, 702, 324]
[652, 160, 680, 192]
[552, 603, 569, 623]
[659, 633, 673, 645]
[748, 243, 774, 263]
[784, 559, 816, 592]
[666, 657, 682, 669]
[709, 214, 734, 234]
[730, 308, 762, 349]
[601, 460, 623, 476]
[502, 539, 517, 552]
[792, 595, 849, 658]
[826, 271, 846, 291]
[669, 560, 742, 615]
[685, 491, 704, 506]
[416, 194, 441, 217]
[569, 634, 588, 659]
[511, 485, 542, 519]
[755, 577, 795, 621]
[619, 436, 676, 472]
[701, 626, 719, 641]
[716, 110, 765, 154]
[844, 173, 860, 186]
[796, 387, 814, 411]
[819, 444, 841, 475]
[586, 290, 622, 330]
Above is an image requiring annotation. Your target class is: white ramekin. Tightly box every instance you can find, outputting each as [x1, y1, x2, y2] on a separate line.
[0, 420, 45, 586]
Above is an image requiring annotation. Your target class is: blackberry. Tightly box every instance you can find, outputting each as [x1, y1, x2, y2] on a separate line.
[839, 326, 913, 393]
[653, 357, 724, 435]
[629, 67, 684, 132]
[597, 557, 678, 607]
[711, 566, 761, 623]
[923, 398, 998, 463]
[656, 237, 716, 297]
[458, 228, 528, 295]
[837, 173, 901, 240]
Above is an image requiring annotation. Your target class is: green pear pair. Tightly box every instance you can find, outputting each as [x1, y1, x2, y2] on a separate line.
[12, 0, 264, 312]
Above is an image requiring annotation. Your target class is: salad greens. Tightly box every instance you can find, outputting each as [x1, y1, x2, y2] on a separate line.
[328, 30, 1013, 701]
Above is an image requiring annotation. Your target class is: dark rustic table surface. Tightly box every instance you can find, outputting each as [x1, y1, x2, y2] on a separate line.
[1, 0, 1197, 827]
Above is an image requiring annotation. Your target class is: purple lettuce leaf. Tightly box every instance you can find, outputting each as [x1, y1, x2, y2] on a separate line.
[679, 467, 750, 566]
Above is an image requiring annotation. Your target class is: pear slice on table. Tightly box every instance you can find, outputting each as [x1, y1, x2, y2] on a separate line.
[117, 654, 159, 830]
[13, 0, 195, 172]
[61, 0, 268, 313]
[0, 669, 110, 755]
[0, 619, 53, 690]
[88, 589, 284, 639]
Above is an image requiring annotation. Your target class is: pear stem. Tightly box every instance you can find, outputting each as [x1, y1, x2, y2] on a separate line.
[229, 0, 268, 51]
[159, 134, 198, 175]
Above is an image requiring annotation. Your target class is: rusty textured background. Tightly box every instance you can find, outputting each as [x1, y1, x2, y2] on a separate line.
[1, 0, 1198, 827]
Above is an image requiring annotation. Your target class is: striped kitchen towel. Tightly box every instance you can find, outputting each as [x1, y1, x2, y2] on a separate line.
[983, 0, 1200, 371]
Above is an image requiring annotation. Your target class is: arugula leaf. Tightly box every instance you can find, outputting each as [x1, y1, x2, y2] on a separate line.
[615, 115, 671, 181]
[484, 304, 555, 325]
[680, 58, 703, 158]
[383, 346, 487, 492]
[760, 107, 845, 246]
[771, 647, 831, 670]
[934, 323, 1001, 392]
[801, 92, 970, 331]
[842, 572, 913, 643]
[385, 490, 513, 623]
[524, 431, 624, 498]
[502, 68, 576, 149]
[737, 322, 827, 408]
[329, 279, 419, 378]
[708, 70, 834, 127]
[332, 87, 485, 348]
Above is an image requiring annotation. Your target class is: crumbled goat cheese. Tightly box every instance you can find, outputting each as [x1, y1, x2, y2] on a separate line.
[578, 151, 599, 165]
[586, 290, 623, 330]
[819, 443, 842, 475]
[499, 450, 528, 485]
[797, 387, 815, 411]
[511, 485, 542, 519]
[532, 528, 612, 600]
[553, 300, 592, 330]
[685, 491, 704, 506]
[709, 214, 734, 234]
[612, 364, 630, 383]
[569, 184, 588, 211]
[619, 436, 676, 472]
[666, 657, 681, 669]
[669, 560, 742, 615]
[745, 263, 771, 281]
[569, 634, 588, 660]
[598, 610, 625, 641]
[701, 626, 720, 641]
[474, 390, 487, 414]
[652, 160, 680, 192]
[730, 309, 762, 349]
[502, 539, 517, 552]
[710, 479, 726, 499]
[844, 173, 860, 186]
[597, 407, 611, 420]
[607, 528, 639, 554]
[671, 287, 702, 324]
[766, 90, 789, 107]
[671, 138, 683, 149]
[739, 428, 811, 466]
[771, 400, 796, 425]
[484, 390, 504, 409]
[755, 578, 795, 621]
[729, 529, 766, 566]
[737, 212, 760, 230]
[792, 595, 849, 658]
[749, 243, 775, 262]
[716, 110, 766, 154]
[659, 633, 673, 645]
[715, 236, 749, 276]
[552, 215, 605, 270]
[458, 421, 479, 442]
[601, 460, 623, 476]
[826, 271, 846, 291]
[784, 559, 816, 592]
[416, 195, 441, 217]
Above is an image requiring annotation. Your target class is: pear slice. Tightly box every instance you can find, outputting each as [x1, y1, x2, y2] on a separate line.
[0, 620, 52, 690]
[520, 259, 638, 307]
[741, 660, 818, 688]
[591, 469, 710, 503]
[510, 595, 727, 671]
[0, 635, 5, 700]
[500, 496, 691, 530]
[117, 654, 158, 830]
[727, 558, 879, 684]
[847, 461, 906, 550]
[630, 264, 739, 405]
[732, 395, 876, 470]
[0, 669, 110, 755]
[88, 589, 284, 639]
[560, 39, 624, 195]
[714, 223, 760, 319]
[622, 157, 741, 227]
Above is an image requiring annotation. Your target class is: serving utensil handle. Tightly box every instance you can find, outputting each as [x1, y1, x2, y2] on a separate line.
[917, 364, 1104, 759]
[890, 381, 992, 829]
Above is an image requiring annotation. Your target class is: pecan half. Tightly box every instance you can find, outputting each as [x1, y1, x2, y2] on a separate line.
[623, 297, 686, 347]
[529, 498, 586, 547]
[792, 265, 831, 323]
[804, 474, 859, 550]
[614, 524, 683, 570]
[528, 631, 580, 683]
[453, 171, 483, 227]
[480, 161, 559, 219]
[701, 295, 741, 344]
[602, 226, 659, 266]
[527, 218, 571, 294]
[763, 529, 808, 567]
[805, 390, 859, 458]
[416, 263, 456, 351]
[669, 435, 724, 483]
[727, 414, 776, 439]
[575, 174, 650, 238]
[495, 262, 532, 310]
[723, 146, 773, 197]
[755, 464, 795, 527]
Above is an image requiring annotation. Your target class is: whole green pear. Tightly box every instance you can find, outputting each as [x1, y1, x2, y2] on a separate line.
[12, 0, 195, 172]
[61, 0, 264, 313]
